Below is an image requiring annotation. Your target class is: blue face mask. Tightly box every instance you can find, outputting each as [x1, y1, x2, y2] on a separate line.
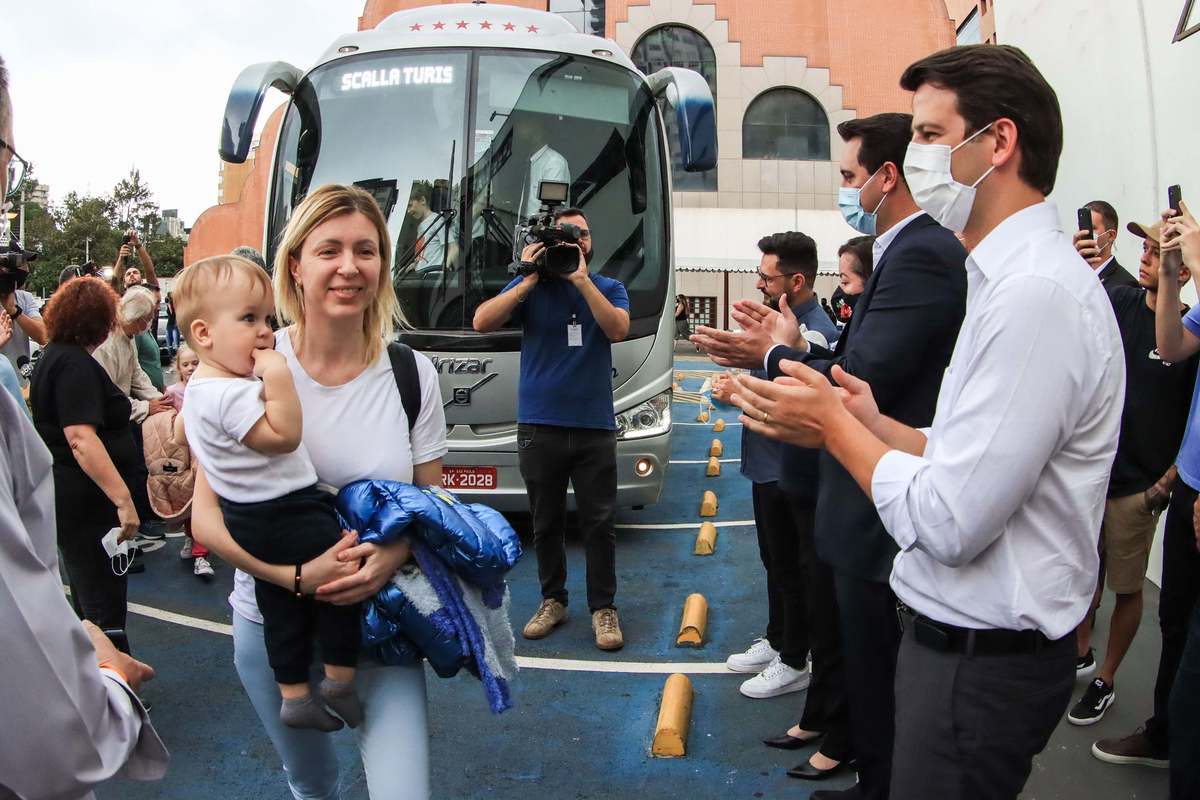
[838, 168, 887, 235]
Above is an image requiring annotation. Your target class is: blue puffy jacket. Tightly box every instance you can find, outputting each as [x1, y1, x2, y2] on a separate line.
[338, 481, 522, 675]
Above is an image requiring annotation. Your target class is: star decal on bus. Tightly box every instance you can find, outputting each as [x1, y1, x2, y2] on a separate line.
[409, 23, 422, 31]
[432, 21, 446, 30]
[479, 20, 492, 30]
[527, 25, 539, 33]
[503, 22, 516, 31]
[456, 20, 469, 29]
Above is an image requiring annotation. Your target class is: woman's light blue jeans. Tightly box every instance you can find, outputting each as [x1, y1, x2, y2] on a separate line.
[232, 611, 430, 800]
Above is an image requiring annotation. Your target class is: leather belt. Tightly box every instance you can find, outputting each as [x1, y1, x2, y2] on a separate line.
[897, 603, 1057, 657]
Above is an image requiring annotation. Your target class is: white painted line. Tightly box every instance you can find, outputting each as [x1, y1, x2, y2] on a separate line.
[514, 656, 734, 674]
[124, 602, 736, 675]
[668, 458, 740, 464]
[128, 602, 234, 636]
[615, 519, 755, 530]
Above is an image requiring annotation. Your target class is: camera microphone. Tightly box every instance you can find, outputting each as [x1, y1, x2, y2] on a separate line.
[16, 355, 33, 381]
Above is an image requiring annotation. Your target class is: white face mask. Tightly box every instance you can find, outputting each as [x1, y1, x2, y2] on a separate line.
[101, 528, 133, 577]
[903, 122, 996, 232]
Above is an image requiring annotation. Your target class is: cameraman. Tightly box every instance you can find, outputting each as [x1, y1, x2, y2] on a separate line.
[473, 207, 631, 651]
[0, 250, 46, 388]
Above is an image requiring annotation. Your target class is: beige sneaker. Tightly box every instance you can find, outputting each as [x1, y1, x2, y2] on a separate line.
[523, 599, 568, 640]
[592, 608, 624, 651]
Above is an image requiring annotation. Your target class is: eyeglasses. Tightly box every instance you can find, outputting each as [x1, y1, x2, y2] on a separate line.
[756, 270, 793, 283]
[0, 137, 30, 199]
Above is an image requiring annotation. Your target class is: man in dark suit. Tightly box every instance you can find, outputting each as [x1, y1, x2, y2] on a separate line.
[1074, 199, 1138, 291]
[694, 112, 967, 800]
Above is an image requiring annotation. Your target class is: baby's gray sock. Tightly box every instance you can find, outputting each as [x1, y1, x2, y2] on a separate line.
[319, 678, 364, 728]
[280, 694, 344, 732]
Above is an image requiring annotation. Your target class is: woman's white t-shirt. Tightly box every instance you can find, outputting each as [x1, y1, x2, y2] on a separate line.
[229, 331, 448, 624]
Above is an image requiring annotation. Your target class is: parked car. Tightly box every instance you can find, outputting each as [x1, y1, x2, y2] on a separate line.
[156, 304, 173, 365]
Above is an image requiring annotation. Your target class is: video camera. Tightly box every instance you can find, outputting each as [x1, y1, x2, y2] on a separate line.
[0, 230, 37, 296]
[516, 180, 584, 279]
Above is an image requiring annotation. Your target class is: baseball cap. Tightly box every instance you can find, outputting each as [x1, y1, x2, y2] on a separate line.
[1127, 219, 1163, 244]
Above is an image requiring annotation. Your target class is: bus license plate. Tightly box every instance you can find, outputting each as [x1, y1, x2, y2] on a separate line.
[443, 466, 497, 491]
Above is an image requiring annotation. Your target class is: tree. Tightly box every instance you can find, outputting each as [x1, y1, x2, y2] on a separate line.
[112, 167, 158, 238]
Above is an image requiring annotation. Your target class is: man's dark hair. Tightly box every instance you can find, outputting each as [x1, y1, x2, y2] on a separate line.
[836, 113, 914, 178]
[409, 180, 432, 205]
[553, 207, 588, 224]
[899, 44, 1063, 195]
[837, 235, 875, 281]
[758, 231, 818, 287]
[1085, 200, 1119, 233]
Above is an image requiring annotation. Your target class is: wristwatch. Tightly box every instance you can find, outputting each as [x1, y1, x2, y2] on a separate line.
[8, 305, 21, 320]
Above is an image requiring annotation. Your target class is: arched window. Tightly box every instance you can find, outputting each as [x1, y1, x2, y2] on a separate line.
[742, 88, 830, 161]
[632, 25, 717, 191]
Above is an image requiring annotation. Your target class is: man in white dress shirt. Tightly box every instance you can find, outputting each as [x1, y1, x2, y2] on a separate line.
[728, 45, 1124, 800]
[0, 53, 167, 799]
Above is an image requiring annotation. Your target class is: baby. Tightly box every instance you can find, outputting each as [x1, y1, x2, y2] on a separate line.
[173, 255, 361, 732]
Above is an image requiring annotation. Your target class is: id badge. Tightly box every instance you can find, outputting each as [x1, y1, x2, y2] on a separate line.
[567, 319, 583, 347]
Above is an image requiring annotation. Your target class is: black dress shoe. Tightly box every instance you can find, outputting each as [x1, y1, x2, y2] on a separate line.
[763, 732, 822, 750]
[787, 758, 850, 781]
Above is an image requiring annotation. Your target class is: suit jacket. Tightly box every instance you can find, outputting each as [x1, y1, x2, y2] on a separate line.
[1098, 257, 1138, 292]
[767, 214, 968, 581]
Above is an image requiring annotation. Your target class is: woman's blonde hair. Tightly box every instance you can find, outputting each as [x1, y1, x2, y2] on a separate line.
[273, 184, 397, 364]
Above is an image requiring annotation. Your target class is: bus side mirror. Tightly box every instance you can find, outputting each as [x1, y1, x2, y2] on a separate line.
[220, 61, 304, 164]
[646, 67, 717, 172]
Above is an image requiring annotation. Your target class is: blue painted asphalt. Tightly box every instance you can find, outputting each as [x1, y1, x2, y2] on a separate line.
[94, 356, 1168, 799]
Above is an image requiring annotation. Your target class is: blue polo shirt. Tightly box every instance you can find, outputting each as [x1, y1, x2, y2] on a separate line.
[792, 296, 840, 349]
[503, 272, 630, 430]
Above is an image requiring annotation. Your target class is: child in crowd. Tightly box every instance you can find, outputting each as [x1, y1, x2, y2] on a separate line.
[173, 255, 362, 733]
[165, 345, 213, 578]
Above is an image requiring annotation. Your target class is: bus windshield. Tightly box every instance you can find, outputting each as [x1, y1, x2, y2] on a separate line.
[269, 49, 668, 334]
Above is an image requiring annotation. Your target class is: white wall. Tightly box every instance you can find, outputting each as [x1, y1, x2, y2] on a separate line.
[996, 1, 1200, 585]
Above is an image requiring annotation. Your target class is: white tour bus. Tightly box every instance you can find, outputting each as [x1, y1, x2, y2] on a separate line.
[217, 4, 716, 510]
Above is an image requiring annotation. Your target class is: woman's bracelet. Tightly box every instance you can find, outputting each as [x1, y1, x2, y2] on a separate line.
[294, 563, 304, 598]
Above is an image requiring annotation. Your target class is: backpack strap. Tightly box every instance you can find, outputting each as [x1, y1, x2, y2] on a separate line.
[387, 341, 422, 432]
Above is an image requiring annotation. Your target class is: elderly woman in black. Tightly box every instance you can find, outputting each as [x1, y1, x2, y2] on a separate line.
[30, 277, 141, 632]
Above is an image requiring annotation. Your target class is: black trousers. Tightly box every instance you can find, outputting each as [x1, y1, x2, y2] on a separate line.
[128, 421, 158, 524]
[55, 467, 128, 633]
[891, 618, 1075, 800]
[517, 424, 617, 612]
[784, 492, 852, 762]
[221, 487, 360, 685]
[752, 481, 809, 668]
[1147, 478, 1200, 752]
[834, 573, 903, 799]
[1170, 599, 1200, 799]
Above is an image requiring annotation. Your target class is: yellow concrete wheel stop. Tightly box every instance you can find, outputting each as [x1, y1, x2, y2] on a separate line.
[699, 490, 718, 516]
[676, 593, 709, 646]
[705, 457, 720, 477]
[696, 409, 710, 423]
[694, 522, 717, 555]
[708, 439, 723, 458]
[713, 418, 725, 432]
[651, 673, 693, 757]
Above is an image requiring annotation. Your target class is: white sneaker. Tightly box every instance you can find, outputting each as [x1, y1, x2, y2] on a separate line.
[739, 655, 811, 699]
[193, 556, 214, 579]
[726, 638, 780, 673]
[179, 539, 193, 559]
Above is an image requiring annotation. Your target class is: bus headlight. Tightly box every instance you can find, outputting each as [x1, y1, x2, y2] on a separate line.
[615, 390, 672, 440]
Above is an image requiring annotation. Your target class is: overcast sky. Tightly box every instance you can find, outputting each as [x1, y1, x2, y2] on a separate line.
[5, 1, 364, 225]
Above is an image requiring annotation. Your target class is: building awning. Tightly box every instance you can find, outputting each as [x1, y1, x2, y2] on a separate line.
[672, 208, 856, 276]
